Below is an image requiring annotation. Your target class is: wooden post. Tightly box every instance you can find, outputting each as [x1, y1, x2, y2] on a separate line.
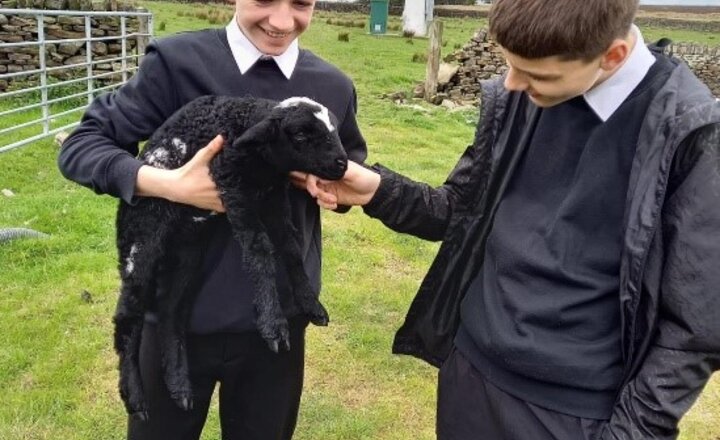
[137, 8, 150, 56]
[424, 20, 443, 103]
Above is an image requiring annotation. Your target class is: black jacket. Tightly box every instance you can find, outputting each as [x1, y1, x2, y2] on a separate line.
[364, 55, 720, 438]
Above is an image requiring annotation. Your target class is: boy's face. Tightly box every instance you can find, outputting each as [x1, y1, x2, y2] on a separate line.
[501, 48, 605, 108]
[235, 0, 315, 56]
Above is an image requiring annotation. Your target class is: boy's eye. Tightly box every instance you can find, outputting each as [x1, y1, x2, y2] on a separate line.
[293, 0, 313, 7]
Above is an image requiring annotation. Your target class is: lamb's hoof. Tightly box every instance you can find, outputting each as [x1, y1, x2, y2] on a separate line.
[182, 396, 193, 411]
[267, 337, 291, 353]
[131, 410, 149, 422]
[172, 393, 194, 411]
[265, 325, 291, 353]
[306, 303, 329, 327]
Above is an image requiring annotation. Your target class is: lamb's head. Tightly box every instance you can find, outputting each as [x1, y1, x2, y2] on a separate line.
[236, 97, 348, 180]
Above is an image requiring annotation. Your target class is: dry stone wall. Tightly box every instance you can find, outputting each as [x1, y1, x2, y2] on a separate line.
[437, 29, 720, 104]
[0, 0, 147, 91]
[669, 42, 720, 96]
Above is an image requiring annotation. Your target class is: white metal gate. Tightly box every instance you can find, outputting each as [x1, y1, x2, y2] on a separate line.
[0, 8, 153, 153]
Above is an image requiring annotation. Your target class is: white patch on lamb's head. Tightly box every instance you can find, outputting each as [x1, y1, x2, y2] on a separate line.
[125, 243, 140, 275]
[146, 148, 170, 168]
[277, 97, 335, 133]
[172, 138, 187, 155]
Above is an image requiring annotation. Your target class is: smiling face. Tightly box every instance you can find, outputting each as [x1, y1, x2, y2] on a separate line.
[235, 0, 315, 56]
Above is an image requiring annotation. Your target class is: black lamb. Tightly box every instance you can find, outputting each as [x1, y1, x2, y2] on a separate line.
[114, 95, 348, 420]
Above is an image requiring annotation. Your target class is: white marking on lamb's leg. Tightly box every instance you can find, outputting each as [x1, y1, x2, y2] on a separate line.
[172, 138, 187, 156]
[146, 148, 170, 168]
[277, 97, 335, 132]
[125, 243, 140, 275]
[192, 216, 207, 223]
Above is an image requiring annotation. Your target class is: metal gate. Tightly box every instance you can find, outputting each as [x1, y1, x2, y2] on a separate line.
[0, 8, 153, 153]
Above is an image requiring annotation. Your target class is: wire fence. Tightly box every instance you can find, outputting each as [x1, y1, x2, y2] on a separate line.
[0, 8, 153, 154]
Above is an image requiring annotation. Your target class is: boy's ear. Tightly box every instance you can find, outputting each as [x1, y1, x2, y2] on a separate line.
[231, 117, 278, 150]
[600, 38, 631, 72]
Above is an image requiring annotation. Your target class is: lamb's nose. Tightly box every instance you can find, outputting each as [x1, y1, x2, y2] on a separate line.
[336, 158, 348, 168]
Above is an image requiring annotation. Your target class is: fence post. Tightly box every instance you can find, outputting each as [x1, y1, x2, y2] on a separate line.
[37, 13, 49, 136]
[424, 19, 443, 103]
[85, 14, 94, 105]
[137, 9, 150, 56]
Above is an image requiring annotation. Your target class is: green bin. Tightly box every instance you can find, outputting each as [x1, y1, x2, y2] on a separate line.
[369, 0, 389, 35]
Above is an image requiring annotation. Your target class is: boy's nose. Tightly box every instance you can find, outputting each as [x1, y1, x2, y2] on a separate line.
[267, 4, 295, 31]
[504, 68, 528, 92]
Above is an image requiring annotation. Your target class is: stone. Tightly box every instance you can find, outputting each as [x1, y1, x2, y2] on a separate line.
[91, 41, 107, 55]
[9, 16, 33, 27]
[47, 28, 84, 39]
[58, 16, 85, 26]
[0, 33, 24, 43]
[440, 99, 456, 109]
[44, 0, 68, 8]
[54, 131, 69, 146]
[64, 54, 86, 65]
[437, 62, 459, 86]
[58, 41, 82, 55]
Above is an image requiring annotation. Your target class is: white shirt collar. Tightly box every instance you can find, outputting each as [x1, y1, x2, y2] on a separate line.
[584, 25, 656, 122]
[225, 17, 299, 80]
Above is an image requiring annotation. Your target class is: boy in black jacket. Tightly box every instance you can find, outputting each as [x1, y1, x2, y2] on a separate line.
[297, 0, 720, 439]
[58, 0, 366, 438]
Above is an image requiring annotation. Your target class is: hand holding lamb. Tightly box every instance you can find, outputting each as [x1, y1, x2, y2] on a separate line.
[113, 95, 348, 420]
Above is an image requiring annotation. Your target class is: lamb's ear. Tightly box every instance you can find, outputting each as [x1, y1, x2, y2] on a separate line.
[231, 117, 278, 150]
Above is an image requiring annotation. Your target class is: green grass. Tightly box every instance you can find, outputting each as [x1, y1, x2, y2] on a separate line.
[1, 2, 718, 438]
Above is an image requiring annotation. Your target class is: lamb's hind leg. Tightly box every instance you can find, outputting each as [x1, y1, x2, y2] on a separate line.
[264, 192, 328, 326]
[225, 202, 290, 352]
[154, 242, 205, 412]
[115, 236, 162, 420]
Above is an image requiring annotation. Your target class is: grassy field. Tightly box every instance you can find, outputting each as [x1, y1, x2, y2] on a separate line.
[1, 2, 718, 439]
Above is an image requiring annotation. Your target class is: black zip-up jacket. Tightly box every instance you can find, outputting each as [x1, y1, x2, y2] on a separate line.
[363, 53, 720, 438]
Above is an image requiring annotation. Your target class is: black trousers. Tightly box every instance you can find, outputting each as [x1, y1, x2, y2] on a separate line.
[437, 348, 607, 440]
[127, 319, 306, 440]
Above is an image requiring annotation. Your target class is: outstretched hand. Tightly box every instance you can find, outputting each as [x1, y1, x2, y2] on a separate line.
[290, 161, 381, 210]
[136, 134, 226, 212]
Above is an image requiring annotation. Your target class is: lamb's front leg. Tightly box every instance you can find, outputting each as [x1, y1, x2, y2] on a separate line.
[263, 190, 328, 326]
[224, 199, 290, 352]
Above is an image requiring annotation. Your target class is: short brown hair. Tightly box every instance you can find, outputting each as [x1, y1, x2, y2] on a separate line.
[489, 0, 639, 60]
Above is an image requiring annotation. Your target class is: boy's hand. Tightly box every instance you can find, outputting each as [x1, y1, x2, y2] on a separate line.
[136, 135, 226, 212]
[291, 161, 381, 210]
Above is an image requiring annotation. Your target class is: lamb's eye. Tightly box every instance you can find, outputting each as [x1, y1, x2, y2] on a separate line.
[293, 133, 307, 144]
